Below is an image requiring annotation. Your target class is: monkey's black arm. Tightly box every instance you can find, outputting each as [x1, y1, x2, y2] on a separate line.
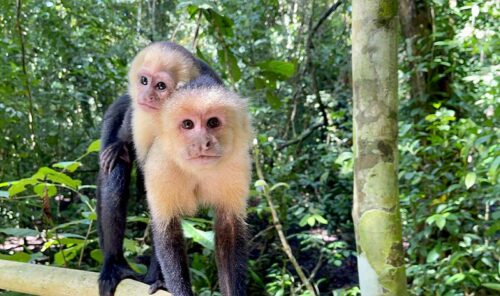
[100, 96, 134, 174]
[97, 95, 140, 296]
[153, 218, 193, 296]
[215, 210, 248, 296]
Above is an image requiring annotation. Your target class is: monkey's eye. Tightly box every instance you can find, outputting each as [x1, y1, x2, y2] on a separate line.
[140, 76, 148, 85]
[156, 82, 167, 90]
[207, 117, 220, 129]
[182, 119, 194, 130]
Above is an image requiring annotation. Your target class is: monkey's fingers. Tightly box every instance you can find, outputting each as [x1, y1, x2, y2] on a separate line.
[99, 147, 117, 174]
[119, 145, 131, 164]
[148, 280, 169, 295]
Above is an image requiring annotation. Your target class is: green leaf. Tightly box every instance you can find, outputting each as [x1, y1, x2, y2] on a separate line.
[435, 215, 446, 230]
[8, 178, 37, 196]
[127, 216, 150, 224]
[482, 283, 500, 291]
[226, 50, 241, 82]
[445, 273, 465, 285]
[315, 214, 328, 224]
[269, 182, 290, 192]
[257, 60, 295, 79]
[299, 215, 309, 227]
[0, 252, 31, 262]
[87, 140, 100, 153]
[33, 167, 81, 189]
[90, 249, 103, 264]
[307, 216, 316, 227]
[266, 90, 282, 109]
[426, 246, 440, 263]
[52, 161, 82, 172]
[182, 220, 214, 250]
[254, 180, 268, 192]
[465, 172, 476, 189]
[33, 183, 57, 198]
[0, 228, 40, 237]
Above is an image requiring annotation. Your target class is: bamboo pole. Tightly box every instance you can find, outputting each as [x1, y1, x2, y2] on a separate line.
[0, 259, 170, 296]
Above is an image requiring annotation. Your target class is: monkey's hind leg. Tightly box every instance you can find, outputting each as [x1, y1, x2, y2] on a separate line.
[215, 209, 248, 296]
[152, 217, 193, 296]
[97, 162, 141, 296]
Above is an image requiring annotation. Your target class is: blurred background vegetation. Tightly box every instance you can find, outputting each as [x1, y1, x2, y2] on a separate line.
[0, 0, 498, 295]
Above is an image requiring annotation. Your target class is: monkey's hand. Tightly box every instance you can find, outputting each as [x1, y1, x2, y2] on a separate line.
[141, 259, 168, 295]
[98, 260, 141, 296]
[100, 142, 131, 174]
[147, 279, 169, 295]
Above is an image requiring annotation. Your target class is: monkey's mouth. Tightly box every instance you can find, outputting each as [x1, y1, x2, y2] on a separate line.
[138, 102, 160, 111]
[188, 155, 222, 163]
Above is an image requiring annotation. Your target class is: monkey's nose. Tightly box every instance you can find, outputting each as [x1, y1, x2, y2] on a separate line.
[204, 140, 212, 150]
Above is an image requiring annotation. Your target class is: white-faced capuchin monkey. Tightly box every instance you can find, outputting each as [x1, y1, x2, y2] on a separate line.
[97, 42, 222, 296]
[137, 75, 253, 296]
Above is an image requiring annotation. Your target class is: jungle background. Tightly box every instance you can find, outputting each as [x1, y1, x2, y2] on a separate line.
[0, 0, 498, 295]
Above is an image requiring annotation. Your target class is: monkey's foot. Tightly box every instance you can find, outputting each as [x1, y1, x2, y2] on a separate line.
[147, 279, 169, 295]
[100, 142, 130, 174]
[98, 262, 140, 296]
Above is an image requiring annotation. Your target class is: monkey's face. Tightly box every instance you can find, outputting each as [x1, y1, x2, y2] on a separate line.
[134, 68, 176, 112]
[175, 110, 234, 166]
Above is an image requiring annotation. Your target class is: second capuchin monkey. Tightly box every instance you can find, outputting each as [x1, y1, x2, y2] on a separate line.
[97, 42, 222, 296]
[137, 76, 252, 296]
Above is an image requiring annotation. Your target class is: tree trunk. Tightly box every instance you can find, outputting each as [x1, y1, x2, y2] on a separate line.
[351, 1, 408, 295]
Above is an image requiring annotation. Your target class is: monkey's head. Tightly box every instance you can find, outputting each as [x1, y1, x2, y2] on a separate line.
[160, 86, 252, 168]
[128, 42, 200, 112]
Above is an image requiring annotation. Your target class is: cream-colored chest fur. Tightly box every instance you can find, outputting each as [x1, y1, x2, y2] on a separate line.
[131, 108, 160, 166]
[144, 141, 251, 223]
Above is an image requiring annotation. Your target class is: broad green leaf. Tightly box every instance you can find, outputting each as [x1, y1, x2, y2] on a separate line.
[307, 216, 316, 227]
[33, 183, 57, 198]
[91, 249, 103, 264]
[266, 90, 282, 109]
[8, 178, 37, 196]
[482, 283, 500, 291]
[257, 60, 296, 79]
[0, 228, 40, 237]
[315, 214, 328, 224]
[86, 140, 100, 153]
[0, 252, 31, 262]
[435, 215, 446, 230]
[445, 273, 465, 285]
[226, 50, 241, 82]
[465, 172, 476, 189]
[52, 161, 82, 172]
[33, 167, 81, 189]
[426, 247, 440, 263]
[182, 220, 214, 250]
[299, 216, 309, 227]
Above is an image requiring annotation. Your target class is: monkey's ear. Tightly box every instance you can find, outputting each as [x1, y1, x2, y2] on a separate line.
[176, 81, 187, 89]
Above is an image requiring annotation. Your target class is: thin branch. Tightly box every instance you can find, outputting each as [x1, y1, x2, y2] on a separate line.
[304, 1, 345, 131]
[15, 0, 36, 148]
[278, 122, 324, 150]
[192, 10, 202, 49]
[78, 220, 94, 268]
[311, 1, 344, 37]
[253, 148, 317, 295]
